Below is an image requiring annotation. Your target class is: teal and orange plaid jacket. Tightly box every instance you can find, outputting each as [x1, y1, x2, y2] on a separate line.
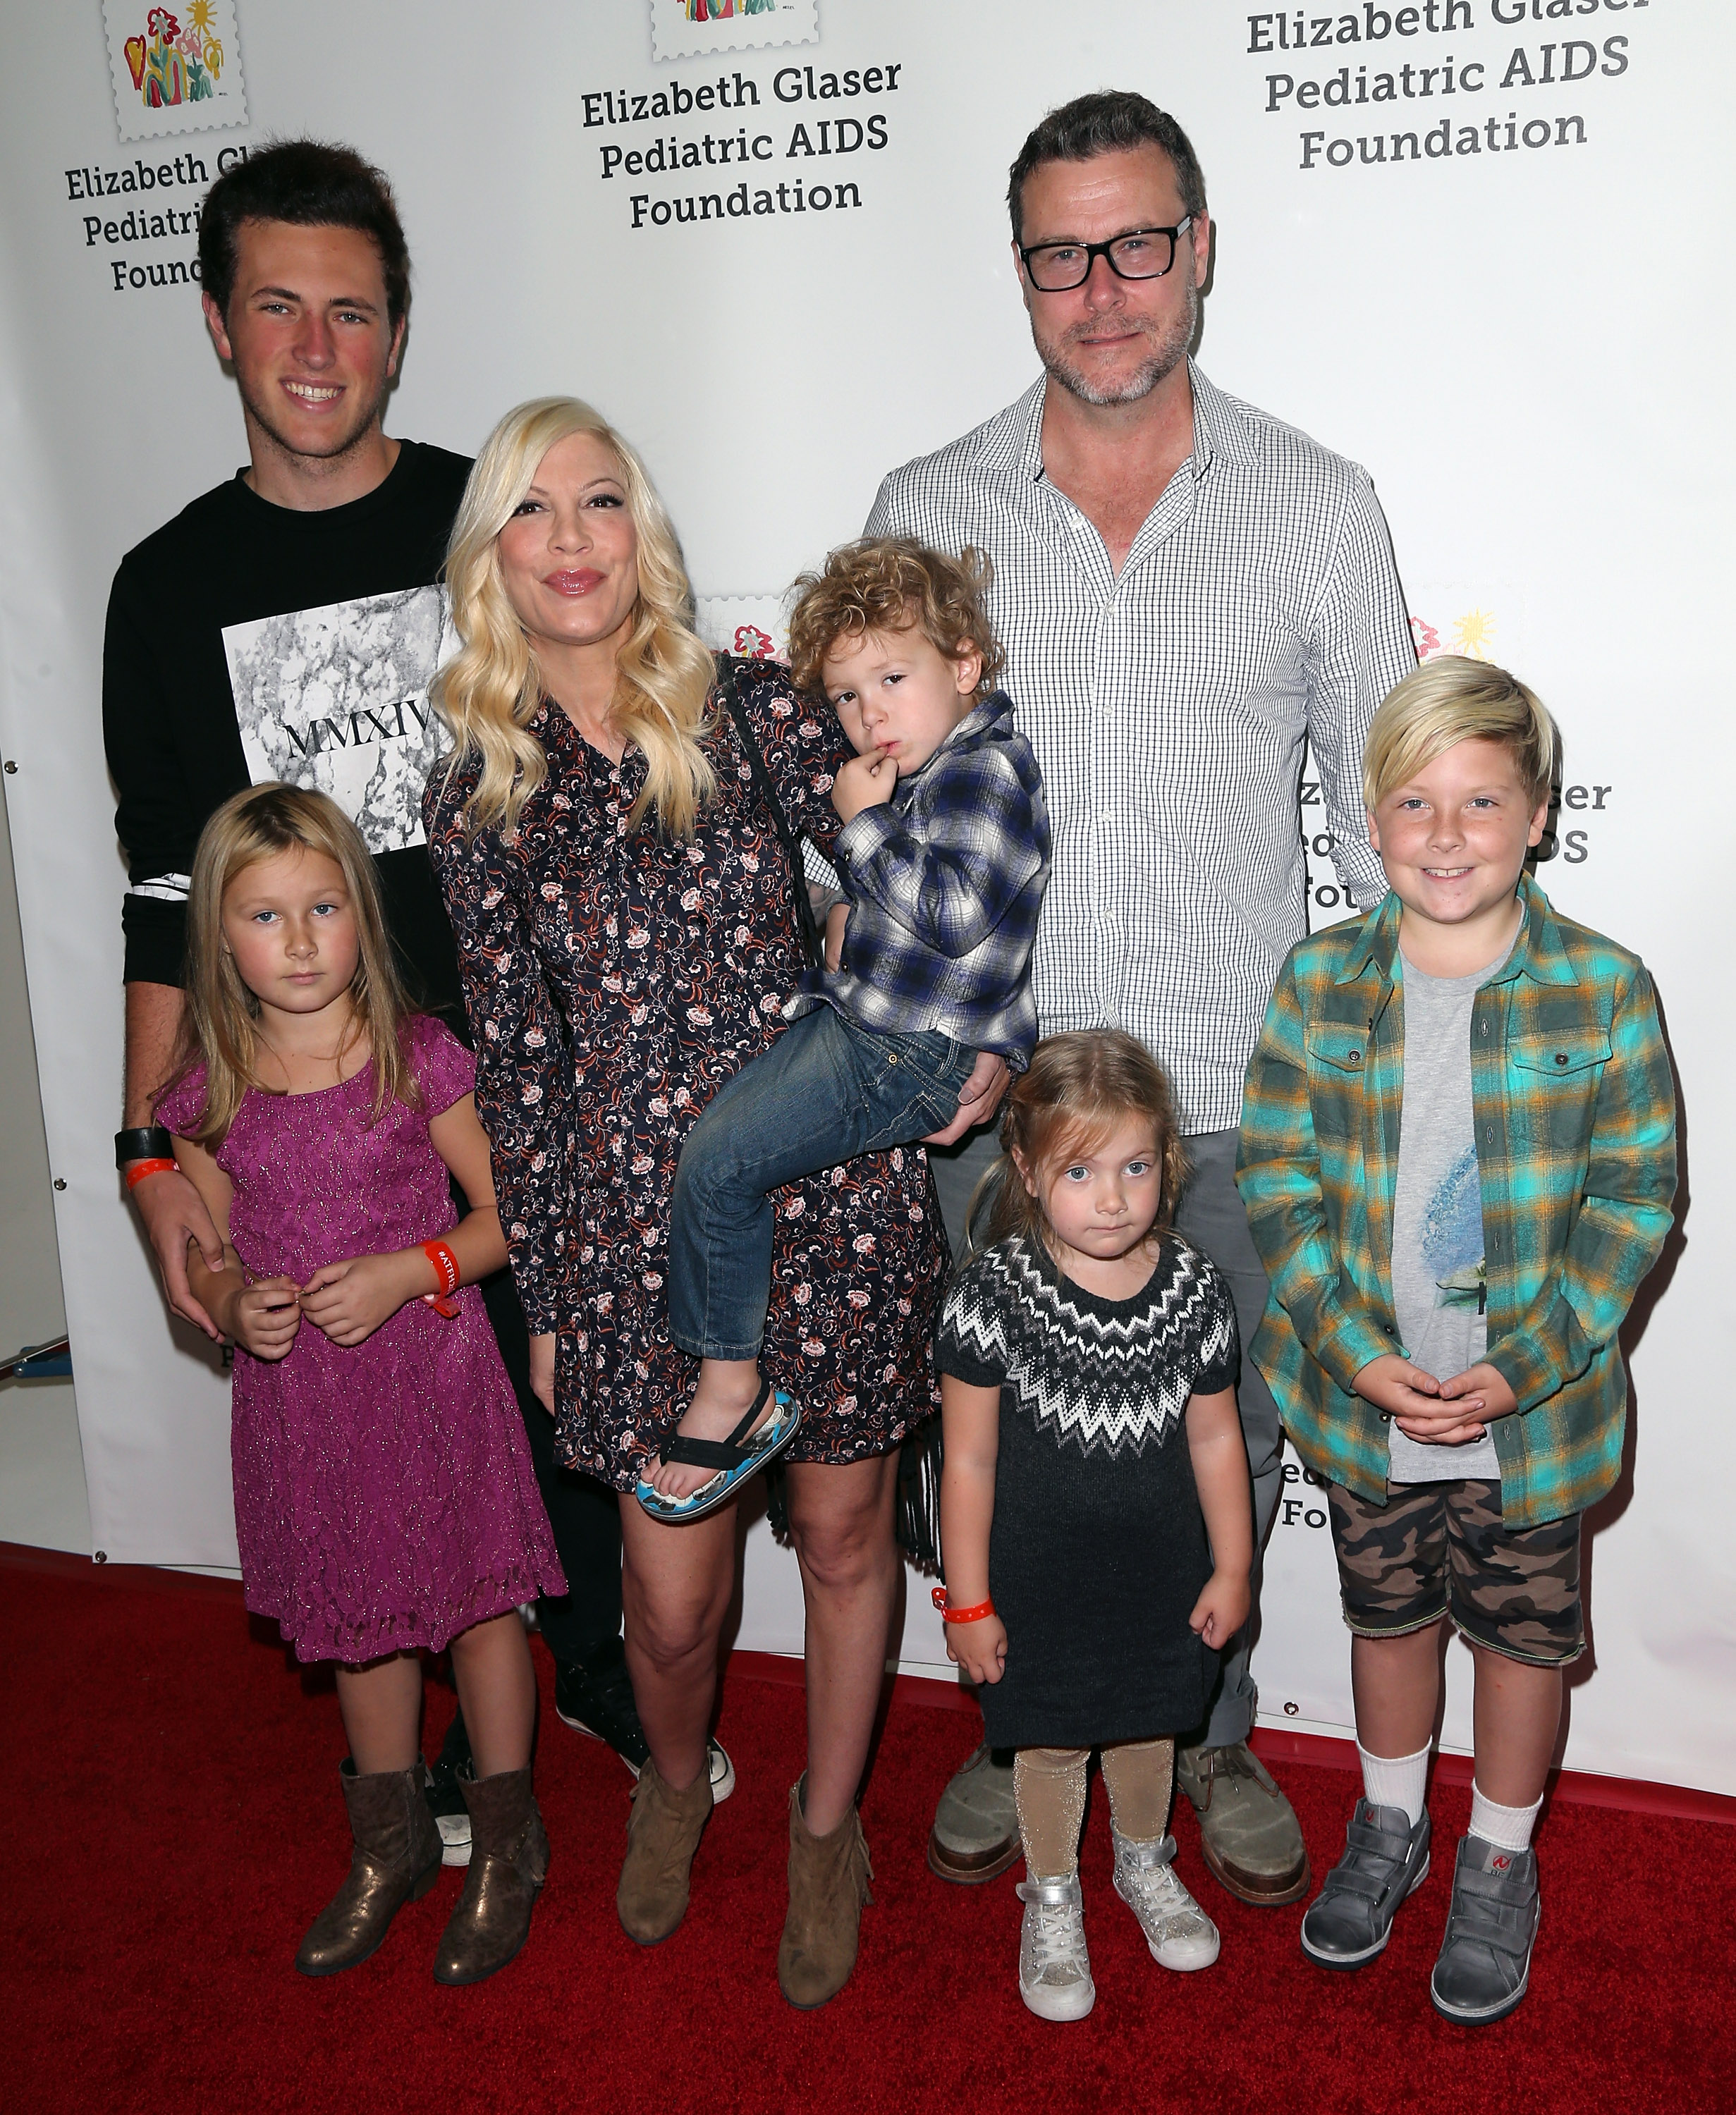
[1235, 878, 1676, 1526]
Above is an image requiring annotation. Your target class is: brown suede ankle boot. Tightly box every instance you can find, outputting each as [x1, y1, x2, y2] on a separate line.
[616, 1755, 714, 1945]
[295, 1758, 443, 1977]
[433, 1767, 549, 1985]
[778, 1775, 874, 2009]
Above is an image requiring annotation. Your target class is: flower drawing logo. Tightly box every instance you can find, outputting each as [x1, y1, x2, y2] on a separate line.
[104, 0, 245, 144]
[676, 1, 781, 20]
[1412, 608, 1498, 664]
[123, 5, 225, 108]
[733, 625, 777, 659]
[652, 0, 817, 61]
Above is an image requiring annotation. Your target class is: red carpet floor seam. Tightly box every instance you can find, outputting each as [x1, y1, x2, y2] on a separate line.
[6, 1545, 1732, 2115]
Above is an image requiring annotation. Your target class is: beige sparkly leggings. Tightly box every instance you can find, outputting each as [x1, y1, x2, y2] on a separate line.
[1014, 1737, 1177, 1882]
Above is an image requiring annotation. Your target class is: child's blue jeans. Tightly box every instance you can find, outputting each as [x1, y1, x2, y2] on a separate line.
[666, 1005, 976, 1363]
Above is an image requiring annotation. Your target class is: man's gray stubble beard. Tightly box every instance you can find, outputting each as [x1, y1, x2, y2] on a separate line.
[1036, 286, 1197, 409]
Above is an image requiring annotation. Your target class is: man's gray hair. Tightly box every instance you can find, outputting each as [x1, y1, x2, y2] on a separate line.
[1007, 91, 1207, 243]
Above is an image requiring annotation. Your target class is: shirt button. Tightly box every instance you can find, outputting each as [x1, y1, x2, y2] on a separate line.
[1555, 1053, 1568, 1066]
[1485, 1126, 1496, 1144]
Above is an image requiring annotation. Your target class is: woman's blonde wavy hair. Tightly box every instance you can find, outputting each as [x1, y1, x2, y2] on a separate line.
[161, 784, 417, 1148]
[434, 396, 717, 838]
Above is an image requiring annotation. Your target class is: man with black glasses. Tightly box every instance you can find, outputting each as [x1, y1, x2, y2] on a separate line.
[869, 90, 1415, 1908]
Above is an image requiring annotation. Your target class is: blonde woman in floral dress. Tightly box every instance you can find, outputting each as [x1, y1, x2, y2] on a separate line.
[426, 398, 993, 2006]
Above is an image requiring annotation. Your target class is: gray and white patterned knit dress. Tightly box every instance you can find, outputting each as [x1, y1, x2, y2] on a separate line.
[935, 1231, 1239, 1750]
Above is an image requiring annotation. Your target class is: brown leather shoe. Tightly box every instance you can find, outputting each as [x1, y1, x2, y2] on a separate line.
[778, 1776, 874, 2009]
[926, 1743, 1022, 1885]
[432, 1767, 549, 1985]
[1176, 1741, 1311, 1906]
[295, 1758, 443, 1977]
[616, 1755, 714, 1946]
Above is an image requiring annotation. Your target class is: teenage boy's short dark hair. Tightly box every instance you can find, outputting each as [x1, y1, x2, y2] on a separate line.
[1007, 90, 1207, 244]
[198, 139, 412, 326]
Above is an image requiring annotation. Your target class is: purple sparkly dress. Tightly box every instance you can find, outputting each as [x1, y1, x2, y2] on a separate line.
[158, 1016, 565, 1665]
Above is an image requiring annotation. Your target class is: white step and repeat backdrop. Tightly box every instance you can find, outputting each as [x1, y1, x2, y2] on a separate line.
[0, 2, 1729, 1790]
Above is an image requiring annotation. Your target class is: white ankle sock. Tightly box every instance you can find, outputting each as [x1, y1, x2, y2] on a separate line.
[1357, 1740, 1431, 1825]
[1467, 1782, 1542, 1856]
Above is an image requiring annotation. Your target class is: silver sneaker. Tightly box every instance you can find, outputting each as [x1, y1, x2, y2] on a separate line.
[1015, 1874, 1096, 2021]
[1111, 1827, 1221, 1971]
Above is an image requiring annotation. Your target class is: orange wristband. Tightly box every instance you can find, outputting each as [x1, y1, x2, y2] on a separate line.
[421, 1239, 461, 1318]
[124, 1158, 178, 1190]
[932, 1587, 994, 1625]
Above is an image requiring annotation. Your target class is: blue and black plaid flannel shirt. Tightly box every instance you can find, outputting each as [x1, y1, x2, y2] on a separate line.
[789, 690, 1050, 1067]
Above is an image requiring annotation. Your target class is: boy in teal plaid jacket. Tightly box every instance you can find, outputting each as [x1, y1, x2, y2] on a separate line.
[1237, 658, 1675, 2025]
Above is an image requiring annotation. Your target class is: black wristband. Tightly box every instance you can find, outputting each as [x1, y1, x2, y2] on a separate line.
[116, 1125, 173, 1168]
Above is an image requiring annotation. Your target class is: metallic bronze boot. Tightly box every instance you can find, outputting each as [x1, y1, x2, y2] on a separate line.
[616, 1755, 714, 1945]
[778, 1775, 874, 2009]
[295, 1758, 444, 1977]
[432, 1767, 549, 1985]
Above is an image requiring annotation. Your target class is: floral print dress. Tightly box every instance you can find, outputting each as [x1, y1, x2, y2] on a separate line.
[424, 658, 947, 1492]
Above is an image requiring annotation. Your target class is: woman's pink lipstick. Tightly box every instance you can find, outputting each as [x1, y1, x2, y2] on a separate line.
[544, 568, 605, 595]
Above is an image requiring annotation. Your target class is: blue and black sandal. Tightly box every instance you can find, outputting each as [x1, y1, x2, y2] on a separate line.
[635, 1379, 802, 1524]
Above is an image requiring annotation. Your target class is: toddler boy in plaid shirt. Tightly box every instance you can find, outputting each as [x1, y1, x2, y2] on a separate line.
[1236, 656, 1675, 2025]
[641, 538, 1050, 1521]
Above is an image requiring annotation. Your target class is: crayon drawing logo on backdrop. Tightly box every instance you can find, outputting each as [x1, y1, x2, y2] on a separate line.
[1412, 608, 1498, 663]
[104, 0, 246, 143]
[652, 0, 819, 63]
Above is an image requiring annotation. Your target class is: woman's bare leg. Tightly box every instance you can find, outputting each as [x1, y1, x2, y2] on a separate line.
[334, 1651, 423, 1774]
[784, 1452, 900, 1837]
[619, 1495, 739, 1791]
[448, 1610, 537, 1777]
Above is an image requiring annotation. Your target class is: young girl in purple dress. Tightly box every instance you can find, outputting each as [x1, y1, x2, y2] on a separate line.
[157, 785, 565, 1987]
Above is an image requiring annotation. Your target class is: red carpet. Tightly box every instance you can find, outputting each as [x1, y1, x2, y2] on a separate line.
[7, 1543, 1732, 2115]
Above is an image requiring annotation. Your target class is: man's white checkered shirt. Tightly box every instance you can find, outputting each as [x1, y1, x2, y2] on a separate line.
[865, 361, 1415, 1134]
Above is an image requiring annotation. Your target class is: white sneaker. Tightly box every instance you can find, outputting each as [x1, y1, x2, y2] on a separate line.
[1112, 1828, 1221, 1971]
[1015, 1874, 1096, 2021]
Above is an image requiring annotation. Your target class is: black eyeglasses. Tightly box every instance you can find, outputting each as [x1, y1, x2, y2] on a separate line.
[1018, 217, 1194, 293]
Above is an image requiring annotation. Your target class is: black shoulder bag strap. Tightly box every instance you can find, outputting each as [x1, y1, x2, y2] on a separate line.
[714, 653, 824, 969]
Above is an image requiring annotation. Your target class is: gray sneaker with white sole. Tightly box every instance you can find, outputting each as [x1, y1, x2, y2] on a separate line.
[1300, 1799, 1431, 1968]
[1430, 1835, 1541, 2025]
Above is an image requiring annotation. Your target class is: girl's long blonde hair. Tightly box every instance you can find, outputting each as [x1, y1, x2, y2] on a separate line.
[972, 1030, 1191, 1260]
[434, 396, 717, 838]
[162, 784, 417, 1148]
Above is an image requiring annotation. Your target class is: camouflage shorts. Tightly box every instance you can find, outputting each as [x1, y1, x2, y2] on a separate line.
[1328, 1480, 1584, 1667]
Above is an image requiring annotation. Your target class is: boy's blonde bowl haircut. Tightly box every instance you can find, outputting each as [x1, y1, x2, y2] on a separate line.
[434, 396, 717, 840]
[166, 783, 416, 1148]
[1362, 654, 1560, 813]
[786, 536, 1005, 701]
[973, 1029, 1190, 1261]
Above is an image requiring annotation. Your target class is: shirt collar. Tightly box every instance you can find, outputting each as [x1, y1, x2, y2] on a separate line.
[984, 361, 1257, 489]
[950, 689, 1015, 742]
[1187, 363, 1260, 472]
[1335, 875, 1579, 989]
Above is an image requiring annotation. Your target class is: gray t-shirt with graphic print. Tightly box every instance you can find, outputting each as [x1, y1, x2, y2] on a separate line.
[1387, 944, 1511, 1485]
